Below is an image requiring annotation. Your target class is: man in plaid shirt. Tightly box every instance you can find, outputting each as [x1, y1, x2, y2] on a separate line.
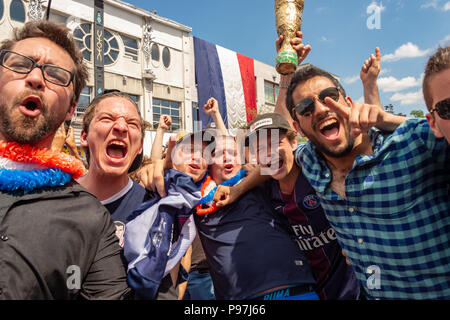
[424, 46, 450, 144]
[286, 64, 449, 299]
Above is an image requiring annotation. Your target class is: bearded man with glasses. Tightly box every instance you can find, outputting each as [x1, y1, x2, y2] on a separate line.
[424, 46, 450, 144]
[0, 21, 131, 299]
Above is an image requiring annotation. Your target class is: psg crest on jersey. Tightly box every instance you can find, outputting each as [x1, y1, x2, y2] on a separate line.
[303, 194, 320, 210]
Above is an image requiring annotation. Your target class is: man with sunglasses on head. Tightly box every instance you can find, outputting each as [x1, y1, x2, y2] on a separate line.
[286, 58, 450, 298]
[424, 46, 450, 144]
[244, 113, 360, 300]
[0, 21, 131, 299]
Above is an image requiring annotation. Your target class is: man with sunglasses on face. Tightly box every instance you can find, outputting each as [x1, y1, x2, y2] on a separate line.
[286, 61, 450, 299]
[0, 21, 131, 299]
[424, 46, 450, 144]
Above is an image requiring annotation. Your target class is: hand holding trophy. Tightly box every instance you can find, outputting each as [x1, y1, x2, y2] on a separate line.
[275, 0, 305, 75]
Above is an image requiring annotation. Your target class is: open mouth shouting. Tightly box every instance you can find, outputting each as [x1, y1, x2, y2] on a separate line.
[188, 163, 201, 172]
[261, 156, 285, 176]
[223, 163, 235, 175]
[317, 116, 341, 141]
[106, 140, 128, 161]
[19, 96, 43, 117]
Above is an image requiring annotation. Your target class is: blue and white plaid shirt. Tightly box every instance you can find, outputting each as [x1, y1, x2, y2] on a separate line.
[295, 119, 450, 299]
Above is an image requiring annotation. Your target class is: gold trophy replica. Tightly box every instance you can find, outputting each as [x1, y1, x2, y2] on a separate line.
[275, 0, 305, 75]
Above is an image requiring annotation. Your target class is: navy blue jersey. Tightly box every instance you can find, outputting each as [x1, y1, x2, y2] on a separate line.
[194, 185, 316, 300]
[269, 170, 359, 300]
[102, 179, 151, 223]
[102, 178, 152, 247]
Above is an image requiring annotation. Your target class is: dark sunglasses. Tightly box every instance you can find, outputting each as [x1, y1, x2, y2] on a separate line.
[292, 87, 340, 117]
[430, 98, 450, 120]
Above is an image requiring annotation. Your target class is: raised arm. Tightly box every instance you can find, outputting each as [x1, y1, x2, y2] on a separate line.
[203, 97, 228, 135]
[135, 134, 178, 197]
[150, 115, 172, 162]
[274, 31, 311, 129]
[360, 47, 382, 108]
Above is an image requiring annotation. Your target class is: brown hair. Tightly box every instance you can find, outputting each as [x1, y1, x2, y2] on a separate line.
[82, 92, 145, 136]
[285, 129, 298, 142]
[423, 46, 450, 111]
[82, 92, 146, 165]
[0, 20, 88, 106]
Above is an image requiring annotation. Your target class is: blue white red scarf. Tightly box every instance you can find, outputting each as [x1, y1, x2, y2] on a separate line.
[196, 169, 247, 215]
[0, 141, 86, 192]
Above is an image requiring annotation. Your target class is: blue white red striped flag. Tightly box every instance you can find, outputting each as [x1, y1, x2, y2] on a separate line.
[194, 37, 257, 129]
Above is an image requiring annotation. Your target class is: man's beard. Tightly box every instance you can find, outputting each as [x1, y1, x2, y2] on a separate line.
[313, 134, 355, 158]
[300, 116, 355, 158]
[0, 91, 61, 145]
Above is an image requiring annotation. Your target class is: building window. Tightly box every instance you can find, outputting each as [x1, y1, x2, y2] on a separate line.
[73, 87, 91, 127]
[49, 11, 67, 25]
[264, 80, 279, 105]
[121, 35, 139, 61]
[128, 94, 140, 109]
[73, 25, 119, 66]
[0, 0, 4, 20]
[73, 23, 92, 62]
[192, 102, 201, 131]
[151, 43, 159, 61]
[103, 29, 119, 65]
[10, 0, 25, 22]
[162, 47, 171, 68]
[152, 98, 181, 131]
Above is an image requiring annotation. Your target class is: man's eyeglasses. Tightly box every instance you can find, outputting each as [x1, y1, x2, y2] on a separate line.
[0, 50, 74, 87]
[430, 98, 450, 120]
[292, 87, 340, 117]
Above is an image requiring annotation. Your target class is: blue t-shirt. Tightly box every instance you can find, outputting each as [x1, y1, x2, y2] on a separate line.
[269, 172, 359, 300]
[194, 185, 316, 300]
[102, 178, 151, 247]
[102, 178, 151, 223]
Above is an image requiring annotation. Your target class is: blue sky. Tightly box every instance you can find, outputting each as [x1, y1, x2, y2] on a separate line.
[126, 0, 450, 116]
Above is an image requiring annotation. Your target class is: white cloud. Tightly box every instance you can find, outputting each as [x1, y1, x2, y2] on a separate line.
[378, 75, 423, 92]
[320, 36, 331, 42]
[368, 1, 386, 11]
[421, 0, 439, 9]
[390, 90, 424, 106]
[382, 42, 432, 62]
[420, 1, 450, 11]
[379, 68, 390, 76]
[343, 75, 360, 84]
[343, 70, 391, 86]
[439, 34, 450, 46]
[343, 70, 390, 86]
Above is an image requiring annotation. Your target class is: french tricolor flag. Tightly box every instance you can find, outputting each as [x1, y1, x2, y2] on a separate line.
[194, 37, 257, 129]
